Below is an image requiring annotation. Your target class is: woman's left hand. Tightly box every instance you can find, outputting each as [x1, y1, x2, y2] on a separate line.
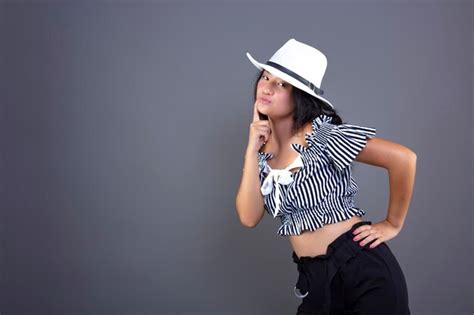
[352, 220, 401, 249]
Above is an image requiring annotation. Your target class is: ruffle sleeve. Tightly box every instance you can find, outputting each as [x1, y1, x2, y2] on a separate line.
[324, 123, 376, 171]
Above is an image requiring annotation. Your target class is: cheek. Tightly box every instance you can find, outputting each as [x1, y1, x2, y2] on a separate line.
[280, 92, 294, 107]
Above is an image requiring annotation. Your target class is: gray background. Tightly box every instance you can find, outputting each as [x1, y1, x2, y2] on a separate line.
[1, 1, 472, 315]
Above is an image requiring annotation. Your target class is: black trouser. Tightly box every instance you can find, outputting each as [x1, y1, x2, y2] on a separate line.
[292, 221, 410, 315]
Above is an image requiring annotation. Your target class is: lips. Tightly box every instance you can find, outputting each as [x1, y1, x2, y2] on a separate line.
[258, 97, 272, 104]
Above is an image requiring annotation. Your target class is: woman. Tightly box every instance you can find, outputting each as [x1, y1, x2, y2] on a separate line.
[235, 38, 416, 315]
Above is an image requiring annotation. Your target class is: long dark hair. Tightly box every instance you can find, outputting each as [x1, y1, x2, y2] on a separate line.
[252, 69, 344, 135]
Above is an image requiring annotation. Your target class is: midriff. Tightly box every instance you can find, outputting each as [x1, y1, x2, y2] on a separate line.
[289, 215, 363, 258]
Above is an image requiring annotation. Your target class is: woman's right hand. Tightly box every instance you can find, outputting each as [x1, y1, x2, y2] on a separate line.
[247, 100, 271, 154]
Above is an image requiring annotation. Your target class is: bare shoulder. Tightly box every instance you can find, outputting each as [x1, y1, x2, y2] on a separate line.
[355, 137, 417, 168]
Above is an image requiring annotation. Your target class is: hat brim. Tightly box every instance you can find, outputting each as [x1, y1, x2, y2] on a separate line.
[246, 52, 334, 109]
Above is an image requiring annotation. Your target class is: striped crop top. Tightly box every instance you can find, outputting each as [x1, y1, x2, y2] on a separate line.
[257, 114, 376, 236]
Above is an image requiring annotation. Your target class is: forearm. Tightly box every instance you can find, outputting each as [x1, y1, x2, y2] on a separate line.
[235, 149, 265, 227]
[385, 151, 417, 230]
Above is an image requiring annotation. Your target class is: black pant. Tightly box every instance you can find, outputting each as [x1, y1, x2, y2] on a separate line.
[292, 221, 410, 315]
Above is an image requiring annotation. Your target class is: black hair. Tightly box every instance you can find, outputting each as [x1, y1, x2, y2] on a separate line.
[252, 69, 344, 135]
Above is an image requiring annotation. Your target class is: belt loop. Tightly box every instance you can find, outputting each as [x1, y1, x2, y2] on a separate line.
[294, 263, 310, 298]
[293, 253, 310, 298]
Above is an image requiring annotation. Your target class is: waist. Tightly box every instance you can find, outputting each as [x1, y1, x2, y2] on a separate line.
[289, 215, 363, 258]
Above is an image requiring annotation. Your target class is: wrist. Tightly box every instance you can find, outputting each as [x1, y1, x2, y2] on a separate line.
[245, 148, 258, 159]
[384, 218, 403, 232]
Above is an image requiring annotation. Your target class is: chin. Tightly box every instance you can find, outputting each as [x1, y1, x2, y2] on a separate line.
[257, 107, 269, 115]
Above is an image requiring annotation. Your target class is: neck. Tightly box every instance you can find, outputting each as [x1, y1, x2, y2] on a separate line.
[269, 117, 295, 148]
[264, 117, 312, 154]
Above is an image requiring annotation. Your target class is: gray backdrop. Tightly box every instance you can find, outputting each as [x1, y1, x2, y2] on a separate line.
[1, 1, 472, 315]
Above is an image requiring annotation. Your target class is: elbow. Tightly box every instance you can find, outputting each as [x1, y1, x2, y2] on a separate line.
[241, 219, 258, 229]
[235, 207, 259, 228]
[386, 148, 417, 171]
[398, 149, 417, 171]
[398, 146, 417, 164]
[406, 149, 417, 164]
[237, 212, 259, 228]
[235, 196, 262, 228]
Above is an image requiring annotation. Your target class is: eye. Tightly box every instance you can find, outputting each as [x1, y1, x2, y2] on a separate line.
[261, 75, 286, 87]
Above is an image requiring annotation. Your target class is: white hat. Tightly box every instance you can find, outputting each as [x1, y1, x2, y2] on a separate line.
[246, 38, 334, 109]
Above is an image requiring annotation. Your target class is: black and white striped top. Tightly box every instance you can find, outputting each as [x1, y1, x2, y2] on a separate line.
[257, 114, 376, 236]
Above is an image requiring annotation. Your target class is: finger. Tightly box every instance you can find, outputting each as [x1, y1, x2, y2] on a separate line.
[263, 130, 271, 143]
[354, 231, 376, 243]
[369, 239, 383, 249]
[254, 124, 271, 133]
[255, 125, 271, 139]
[352, 224, 372, 236]
[359, 234, 379, 247]
[253, 100, 260, 122]
[352, 226, 374, 240]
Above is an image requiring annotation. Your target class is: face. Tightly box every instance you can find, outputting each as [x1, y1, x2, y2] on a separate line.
[256, 70, 294, 118]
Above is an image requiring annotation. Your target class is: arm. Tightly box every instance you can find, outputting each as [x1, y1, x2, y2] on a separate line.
[235, 149, 265, 228]
[355, 137, 417, 231]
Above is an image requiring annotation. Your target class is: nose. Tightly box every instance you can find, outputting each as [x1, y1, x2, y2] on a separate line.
[263, 85, 273, 95]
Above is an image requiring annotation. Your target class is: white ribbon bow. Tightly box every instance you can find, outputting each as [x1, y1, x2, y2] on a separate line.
[260, 155, 304, 218]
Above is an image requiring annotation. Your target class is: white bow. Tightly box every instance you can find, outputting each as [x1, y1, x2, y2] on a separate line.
[260, 155, 304, 218]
